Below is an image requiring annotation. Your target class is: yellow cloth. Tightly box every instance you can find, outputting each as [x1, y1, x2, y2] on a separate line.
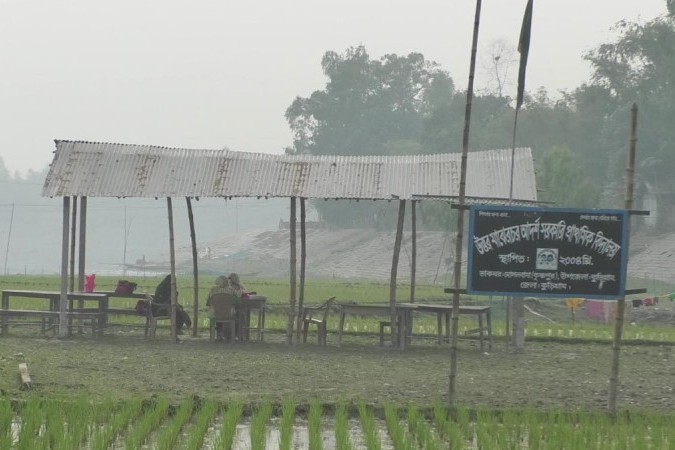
[565, 298, 584, 310]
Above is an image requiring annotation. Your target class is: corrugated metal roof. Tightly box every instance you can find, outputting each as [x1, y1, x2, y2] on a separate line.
[42, 140, 538, 202]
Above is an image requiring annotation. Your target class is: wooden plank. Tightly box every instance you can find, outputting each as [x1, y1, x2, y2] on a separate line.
[19, 363, 31, 389]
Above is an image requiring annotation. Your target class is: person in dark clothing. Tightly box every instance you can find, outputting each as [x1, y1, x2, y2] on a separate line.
[152, 274, 192, 332]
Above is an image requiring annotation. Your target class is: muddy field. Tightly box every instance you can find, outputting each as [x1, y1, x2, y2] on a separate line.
[0, 325, 673, 413]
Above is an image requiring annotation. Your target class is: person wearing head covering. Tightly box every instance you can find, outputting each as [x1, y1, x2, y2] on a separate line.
[206, 275, 238, 340]
[228, 273, 248, 298]
[209, 275, 234, 297]
[151, 274, 192, 333]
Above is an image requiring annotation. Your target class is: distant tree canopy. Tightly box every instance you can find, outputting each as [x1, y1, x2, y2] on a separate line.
[582, 10, 675, 228]
[285, 45, 454, 157]
[286, 7, 675, 230]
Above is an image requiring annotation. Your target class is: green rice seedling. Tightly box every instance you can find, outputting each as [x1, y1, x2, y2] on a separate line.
[357, 402, 381, 450]
[155, 396, 195, 450]
[474, 407, 498, 450]
[123, 397, 170, 449]
[279, 397, 296, 450]
[406, 405, 439, 450]
[334, 401, 352, 450]
[431, 403, 448, 439]
[16, 397, 46, 450]
[308, 399, 323, 450]
[383, 403, 412, 450]
[431, 403, 465, 448]
[89, 398, 144, 450]
[184, 399, 219, 450]
[0, 398, 13, 449]
[250, 399, 273, 450]
[53, 395, 96, 450]
[456, 405, 473, 443]
[214, 401, 243, 450]
[43, 400, 65, 450]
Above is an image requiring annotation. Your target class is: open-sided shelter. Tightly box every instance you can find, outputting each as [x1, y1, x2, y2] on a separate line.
[42, 140, 538, 340]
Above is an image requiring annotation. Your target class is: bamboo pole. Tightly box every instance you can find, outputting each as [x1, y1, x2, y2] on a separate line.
[167, 197, 178, 342]
[449, 0, 482, 409]
[69, 197, 77, 293]
[287, 197, 297, 344]
[506, 109, 522, 346]
[77, 197, 87, 292]
[3, 203, 14, 275]
[410, 200, 417, 303]
[608, 103, 638, 415]
[296, 198, 307, 340]
[58, 197, 70, 338]
[390, 200, 406, 347]
[186, 197, 199, 337]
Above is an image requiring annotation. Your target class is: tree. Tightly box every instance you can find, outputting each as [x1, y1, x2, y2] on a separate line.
[538, 146, 600, 207]
[285, 46, 455, 229]
[0, 157, 9, 181]
[285, 45, 454, 157]
[584, 11, 675, 228]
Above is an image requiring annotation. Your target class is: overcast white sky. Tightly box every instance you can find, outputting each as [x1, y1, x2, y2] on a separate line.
[0, 0, 667, 176]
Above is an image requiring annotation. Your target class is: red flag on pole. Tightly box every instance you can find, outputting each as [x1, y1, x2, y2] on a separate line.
[516, 0, 533, 110]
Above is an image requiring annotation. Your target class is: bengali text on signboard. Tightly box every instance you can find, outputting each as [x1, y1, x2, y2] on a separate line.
[467, 205, 628, 299]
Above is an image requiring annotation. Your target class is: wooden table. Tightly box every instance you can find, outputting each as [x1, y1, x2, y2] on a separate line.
[1, 290, 109, 336]
[398, 303, 493, 352]
[337, 303, 418, 349]
[239, 295, 266, 341]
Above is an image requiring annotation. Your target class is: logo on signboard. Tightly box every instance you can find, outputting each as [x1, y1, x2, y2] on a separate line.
[536, 248, 558, 271]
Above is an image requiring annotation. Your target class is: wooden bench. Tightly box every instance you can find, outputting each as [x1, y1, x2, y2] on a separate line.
[0, 310, 104, 336]
[94, 292, 150, 323]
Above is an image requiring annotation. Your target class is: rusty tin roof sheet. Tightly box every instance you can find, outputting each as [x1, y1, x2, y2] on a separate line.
[42, 140, 537, 202]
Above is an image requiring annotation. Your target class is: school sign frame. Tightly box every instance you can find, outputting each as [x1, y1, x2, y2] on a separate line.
[467, 205, 629, 299]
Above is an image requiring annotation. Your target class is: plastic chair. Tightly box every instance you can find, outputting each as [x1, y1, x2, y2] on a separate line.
[207, 293, 239, 342]
[302, 296, 336, 345]
[142, 295, 171, 338]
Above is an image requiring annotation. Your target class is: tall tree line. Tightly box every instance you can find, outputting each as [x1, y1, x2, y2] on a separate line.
[286, 3, 675, 231]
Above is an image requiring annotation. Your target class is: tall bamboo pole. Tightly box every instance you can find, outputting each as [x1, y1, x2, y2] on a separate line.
[3, 203, 14, 275]
[186, 197, 199, 337]
[69, 197, 77, 293]
[296, 198, 307, 340]
[608, 103, 638, 415]
[167, 197, 178, 342]
[77, 197, 87, 292]
[287, 197, 297, 344]
[58, 197, 70, 338]
[410, 200, 417, 303]
[390, 200, 406, 346]
[449, 0, 482, 409]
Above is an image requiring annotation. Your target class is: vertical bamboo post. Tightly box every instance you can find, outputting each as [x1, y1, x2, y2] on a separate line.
[390, 200, 406, 346]
[410, 200, 417, 303]
[69, 196, 77, 293]
[77, 197, 87, 292]
[186, 197, 199, 337]
[3, 203, 14, 276]
[608, 103, 638, 415]
[58, 197, 71, 338]
[449, 0, 482, 409]
[296, 198, 307, 340]
[167, 197, 178, 341]
[287, 197, 297, 344]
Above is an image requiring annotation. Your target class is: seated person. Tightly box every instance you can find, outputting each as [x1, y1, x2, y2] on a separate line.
[140, 274, 192, 333]
[206, 275, 239, 340]
[227, 272, 250, 298]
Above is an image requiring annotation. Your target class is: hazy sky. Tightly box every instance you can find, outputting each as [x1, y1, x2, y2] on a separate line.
[0, 0, 667, 176]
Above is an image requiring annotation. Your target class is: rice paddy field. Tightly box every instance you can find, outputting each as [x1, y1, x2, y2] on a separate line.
[1, 274, 674, 448]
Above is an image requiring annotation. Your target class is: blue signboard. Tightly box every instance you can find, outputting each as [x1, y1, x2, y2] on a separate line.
[467, 205, 628, 299]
